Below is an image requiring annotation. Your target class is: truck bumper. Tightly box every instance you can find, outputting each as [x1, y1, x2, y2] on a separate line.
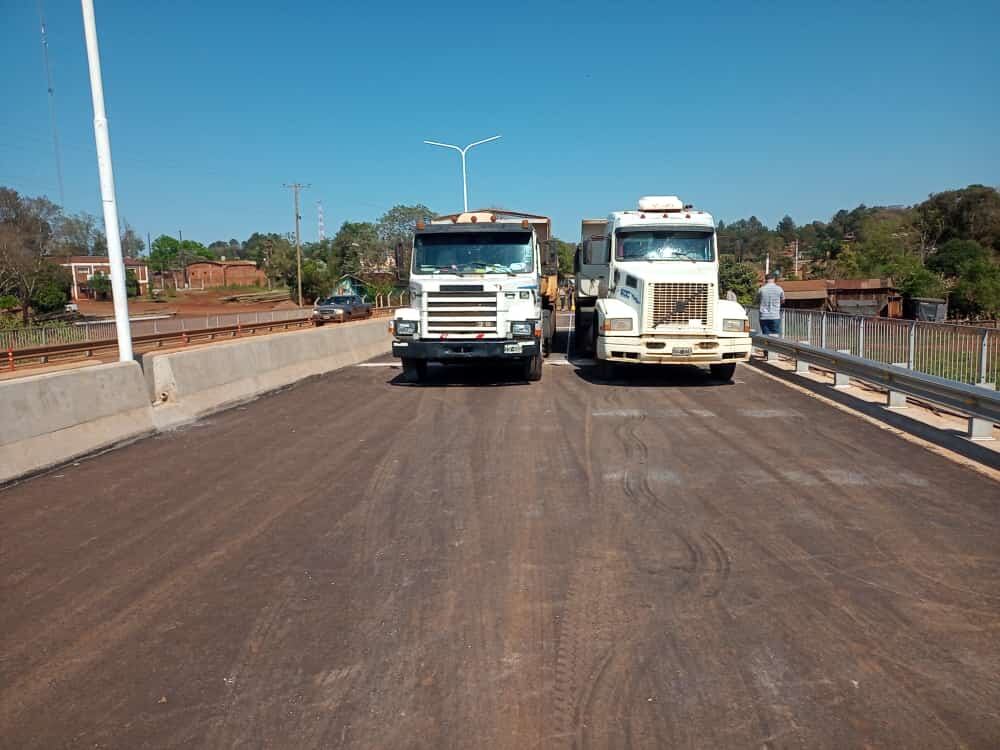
[392, 338, 540, 361]
[597, 335, 752, 365]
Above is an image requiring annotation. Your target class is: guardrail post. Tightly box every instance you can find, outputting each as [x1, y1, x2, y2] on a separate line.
[765, 344, 779, 362]
[834, 350, 851, 388]
[887, 363, 908, 409]
[968, 382, 996, 441]
[795, 341, 810, 373]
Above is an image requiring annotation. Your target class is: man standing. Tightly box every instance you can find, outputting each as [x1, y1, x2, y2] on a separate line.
[756, 272, 784, 335]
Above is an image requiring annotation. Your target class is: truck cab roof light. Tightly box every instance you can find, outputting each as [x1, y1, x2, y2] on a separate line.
[451, 216, 458, 223]
[521, 219, 530, 229]
[490, 214, 497, 222]
[471, 215, 478, 223]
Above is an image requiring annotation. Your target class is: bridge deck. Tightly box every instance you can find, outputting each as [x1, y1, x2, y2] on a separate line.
[2, 356, 998, 748]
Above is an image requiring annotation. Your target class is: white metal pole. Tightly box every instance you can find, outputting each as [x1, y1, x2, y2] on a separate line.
[424, 136, 500, 213]
[81, 0, 132, 361]
[460, 148, 468, 212]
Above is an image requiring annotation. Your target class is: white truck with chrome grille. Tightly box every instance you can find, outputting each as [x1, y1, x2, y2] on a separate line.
[391, 210, 557, 383]
[573, 196, 752, 380]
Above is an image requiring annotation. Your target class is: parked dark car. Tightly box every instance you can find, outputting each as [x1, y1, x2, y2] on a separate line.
[312, 295, 372, 325]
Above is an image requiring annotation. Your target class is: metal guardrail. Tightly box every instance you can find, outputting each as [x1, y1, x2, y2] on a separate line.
[748, 308, 999, 387]
[752, 334, 1000, 427]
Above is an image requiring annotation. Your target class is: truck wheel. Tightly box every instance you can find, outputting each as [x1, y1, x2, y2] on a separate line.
[523, 353, 543, 382]
[402, 358, 427, 383]
[710, 363, 736, 381]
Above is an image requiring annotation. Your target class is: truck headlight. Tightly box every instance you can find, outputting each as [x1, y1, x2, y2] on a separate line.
[723, 318, 749, 333]
[511, 321, 534, 338]
[601, 318, 633, 332]
[395, 320, 417, 336]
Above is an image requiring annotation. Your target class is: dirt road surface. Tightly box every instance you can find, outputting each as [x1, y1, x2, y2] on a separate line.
[2, 353, 998, 748]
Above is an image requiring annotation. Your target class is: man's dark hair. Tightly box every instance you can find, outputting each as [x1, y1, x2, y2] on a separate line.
[765, 272, 776, 281]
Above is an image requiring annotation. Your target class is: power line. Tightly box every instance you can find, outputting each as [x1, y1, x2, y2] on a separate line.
[283, 183, 310, 306]
[37, 0, 65, 206]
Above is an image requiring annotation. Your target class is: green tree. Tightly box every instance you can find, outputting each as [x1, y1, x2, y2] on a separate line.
[551, 238, 576, 277]
[120, 221, 145, 257]
[776, 215, 797, 244]
[0, 188, 61, 323]
[149, 235, 180, 273]
[125, 269, 140, 297]
[952, 258, 1000, 318]
[719, 256, 759, 306]
[331, 222, 381, 275]
[89, 271, 112, 300]
[926, 239, 989, 278]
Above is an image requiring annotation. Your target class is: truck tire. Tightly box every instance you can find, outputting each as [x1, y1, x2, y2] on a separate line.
[710, 363, 736, 381]
[402, 358, 427, 383]
[523, 353, 543, 382]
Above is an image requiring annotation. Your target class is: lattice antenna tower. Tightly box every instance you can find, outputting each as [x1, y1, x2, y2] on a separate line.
[317, 201, 326, 241]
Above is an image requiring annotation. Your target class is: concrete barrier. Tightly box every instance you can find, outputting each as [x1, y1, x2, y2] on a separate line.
[0, 361, 154, 485]
[144, 318, 390, 429]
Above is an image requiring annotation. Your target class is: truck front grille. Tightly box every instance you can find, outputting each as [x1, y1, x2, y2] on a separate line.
[425, 290, 498, 336]
[649, 283, 711, 326]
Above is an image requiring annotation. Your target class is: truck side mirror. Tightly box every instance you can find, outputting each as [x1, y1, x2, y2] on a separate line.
[573, 245, 581, 273]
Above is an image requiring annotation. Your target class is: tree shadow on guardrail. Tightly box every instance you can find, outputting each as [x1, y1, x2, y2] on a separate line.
[751, 359, 1000, 471]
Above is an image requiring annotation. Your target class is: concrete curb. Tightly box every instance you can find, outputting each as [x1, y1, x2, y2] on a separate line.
[0, 361, 155, 485]
[1, 319, 391, 485]
[143, 318, 390, 430]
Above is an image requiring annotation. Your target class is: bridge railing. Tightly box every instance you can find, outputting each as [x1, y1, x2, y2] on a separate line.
[748, 307, 999, 387]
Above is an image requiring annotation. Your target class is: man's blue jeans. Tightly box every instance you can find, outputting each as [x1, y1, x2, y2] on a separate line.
[760, 318, 781, 336]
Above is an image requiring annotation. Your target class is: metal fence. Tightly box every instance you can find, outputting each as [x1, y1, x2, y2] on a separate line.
[0, 302, 413, 353]
[749, 308, 1000, 386]
[0, 309, 311, 352]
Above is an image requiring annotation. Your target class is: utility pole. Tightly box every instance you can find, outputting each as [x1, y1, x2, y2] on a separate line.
[178, 229, 186, 289]
[793, 239, 800, 278]
[284, 183, 309, 306]
[81, 0, 132, 361]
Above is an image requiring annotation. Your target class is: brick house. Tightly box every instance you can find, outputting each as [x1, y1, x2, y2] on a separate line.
[185, 260, 266, 288]
[59, 256, 150, 300]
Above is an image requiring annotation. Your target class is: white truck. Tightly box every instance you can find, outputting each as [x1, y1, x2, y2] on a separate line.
[573, 196, 752, 380]
[391, 210, 558, 383]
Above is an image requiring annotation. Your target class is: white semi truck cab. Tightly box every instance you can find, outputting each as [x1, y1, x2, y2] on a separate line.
[391, 210, 556, 383]
[574, 196, 752, 380]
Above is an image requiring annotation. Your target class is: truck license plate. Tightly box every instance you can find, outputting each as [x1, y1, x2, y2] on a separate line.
[671, 347, 693, 356]
[504, 343, 522, 354]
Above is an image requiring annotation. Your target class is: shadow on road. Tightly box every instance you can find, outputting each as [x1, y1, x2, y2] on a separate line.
[573, 362, 737, 388]
[389, 362, 533, 388]
[751, 360, 1000, 470]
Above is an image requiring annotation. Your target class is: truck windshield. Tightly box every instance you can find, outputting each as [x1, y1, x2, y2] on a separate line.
[615, 230, 714, 262]
[413, 232, 533, 274]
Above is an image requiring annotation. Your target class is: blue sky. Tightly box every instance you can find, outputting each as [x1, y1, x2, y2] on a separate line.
[3, 0, 998, 245]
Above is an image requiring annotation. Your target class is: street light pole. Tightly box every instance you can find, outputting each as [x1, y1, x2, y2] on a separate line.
[423, 135, 501, 212]
[81, 0, 132, 361]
